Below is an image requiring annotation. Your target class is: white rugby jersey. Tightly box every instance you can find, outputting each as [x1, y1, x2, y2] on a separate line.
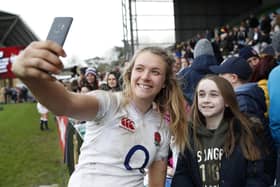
[68, 90, 170, 187]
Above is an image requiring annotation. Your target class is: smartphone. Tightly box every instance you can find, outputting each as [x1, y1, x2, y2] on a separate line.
[46, 17, 73, 46]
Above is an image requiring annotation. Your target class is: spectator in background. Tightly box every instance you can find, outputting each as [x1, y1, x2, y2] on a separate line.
[172, 55, 182, 76]
[250, 54, 278, 118]
[270, 11, 279, 31]
[210, 56, 267, 124]
[84, 67, 99, 90]
[18, 85, 28, 102]
[238, 45, 260, 70]
[260, 15, 272, 36]
[260, 44, 275, 57]
[77, 67, 87, 89]
[178, 38, 218, 105]
[112, 66, 122, 82]
[70, 66, 79, 78]
[236, 22, 248, 48]
[272, 14, 280, 32]
[247, 13, 259, 42]
[4, 87, 18, 103]
[36, 102, 49, 131]
[211, 37, 224, 64]
[172, 75, 275, 187]
[107, 71, 121, 92]
[100, 71, 122, 92]
[219, 27, 231, 56]
[248, 27, 263, 46]
[248, 13, 259, 28]
[98, 71, 108, 89]
[80, 86, 91, 94]
[180, 57, 191, 70]
[70, 79, 80, 93]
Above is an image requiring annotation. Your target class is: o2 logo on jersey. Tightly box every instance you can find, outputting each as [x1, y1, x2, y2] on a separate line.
[124, 145, 149, 173]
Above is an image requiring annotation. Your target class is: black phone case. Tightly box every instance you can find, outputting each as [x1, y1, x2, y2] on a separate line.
[46, 17, 73, 46]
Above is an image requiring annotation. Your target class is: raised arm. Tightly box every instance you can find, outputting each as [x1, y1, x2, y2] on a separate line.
[12, 41, 99, 121]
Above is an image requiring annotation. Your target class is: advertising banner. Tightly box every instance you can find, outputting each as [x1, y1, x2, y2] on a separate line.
[55, 116, 69, 156]
[0, 46, 24, 79]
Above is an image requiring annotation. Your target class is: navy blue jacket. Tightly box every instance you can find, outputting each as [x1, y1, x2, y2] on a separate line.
[235, 82, 267, 124]
[178, 55, 217, 104]
[171, 122, 276, 187]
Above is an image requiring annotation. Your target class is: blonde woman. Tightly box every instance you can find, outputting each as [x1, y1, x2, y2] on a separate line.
[12, 41, 188, 187]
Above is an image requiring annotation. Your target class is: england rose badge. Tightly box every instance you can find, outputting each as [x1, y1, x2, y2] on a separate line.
[154, 132, 161, 146]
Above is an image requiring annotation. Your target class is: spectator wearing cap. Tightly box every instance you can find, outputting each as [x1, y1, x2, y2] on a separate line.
[85, 67, 99, 90]
[239, 46, 260, 70]
[268, 31, 280, 184]
[210, 56, 267, 124]
[178, 38, 218, 104]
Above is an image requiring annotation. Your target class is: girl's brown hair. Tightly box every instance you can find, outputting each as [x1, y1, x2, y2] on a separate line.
[191, 75, 261, 160]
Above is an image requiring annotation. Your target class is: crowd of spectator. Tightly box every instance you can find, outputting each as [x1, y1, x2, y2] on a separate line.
[1, 85, 35, 104]
[167, 8, 280, 187]
[63, 65, 123, 94]
[172, 10, 280, 66]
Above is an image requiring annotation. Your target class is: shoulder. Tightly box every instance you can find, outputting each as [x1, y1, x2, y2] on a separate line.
[88, 90, 122, 102]
[88, 90, 124, 114]
[149, 110, 169, 129]
[268, 65, 280, 81]
[270, 65, 280, 74]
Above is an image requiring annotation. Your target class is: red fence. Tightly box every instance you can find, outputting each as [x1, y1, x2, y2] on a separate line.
[0, 46, 24, 79]
[55, 116, 69, 157]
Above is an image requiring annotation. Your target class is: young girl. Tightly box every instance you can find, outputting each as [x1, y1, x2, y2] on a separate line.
[100, 71, 122, 92]
[84, 67, 99, 90]
[12, 41, 188, 187]
[106, 71, 122, 92]
[172, 75, 275, 187]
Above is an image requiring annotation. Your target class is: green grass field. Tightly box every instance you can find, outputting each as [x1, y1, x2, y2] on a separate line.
[0, 103, 69, 187]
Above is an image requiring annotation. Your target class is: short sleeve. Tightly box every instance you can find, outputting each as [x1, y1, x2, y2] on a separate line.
[87, 90, 120, 121]
[154, 122, 171, 161]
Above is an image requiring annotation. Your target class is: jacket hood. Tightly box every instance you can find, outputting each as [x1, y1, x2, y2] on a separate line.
[193, 38, 215, 58]
[191, 54, 218, 73]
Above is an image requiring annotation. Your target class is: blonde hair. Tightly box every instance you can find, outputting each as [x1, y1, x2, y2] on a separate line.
[122, 46, 189, 152]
